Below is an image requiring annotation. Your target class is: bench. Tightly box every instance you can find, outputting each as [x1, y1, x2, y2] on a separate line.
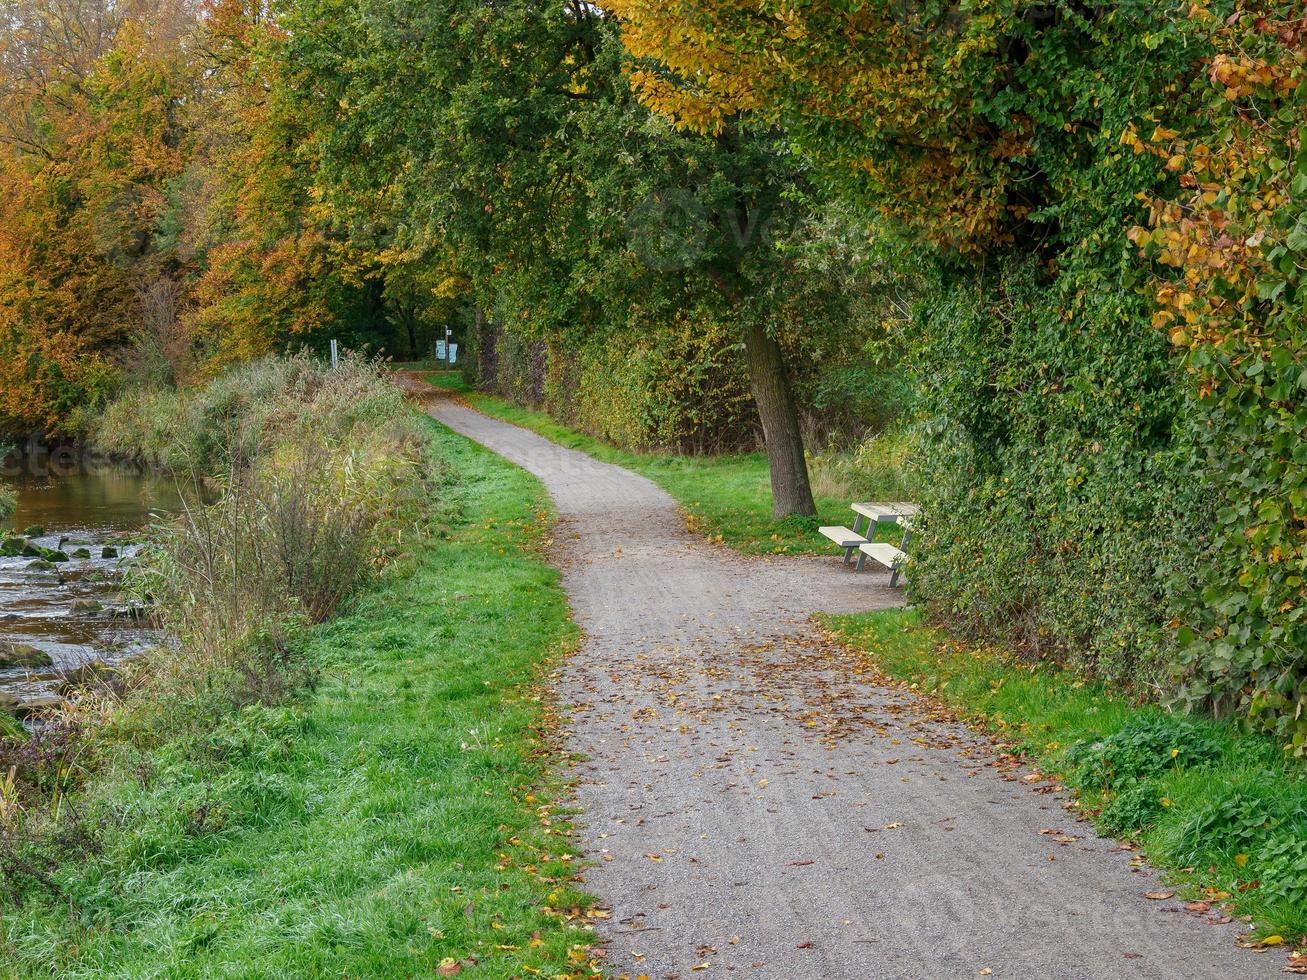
[850, 501, 918, 538]
[818, 526, 869, 565]
[820, 503, 918, 582]
[858, 542, 910, 586]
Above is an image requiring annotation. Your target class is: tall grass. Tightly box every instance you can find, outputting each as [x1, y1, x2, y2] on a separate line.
[116, 353, 438, 730]
[808, 426, 920, 503]
[0, 443, 14, 523]
[95, 352, 418, 473]
[1, 354, 438, 892]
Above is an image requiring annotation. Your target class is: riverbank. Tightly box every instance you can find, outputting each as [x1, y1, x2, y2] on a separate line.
[1, 417, 600, 977]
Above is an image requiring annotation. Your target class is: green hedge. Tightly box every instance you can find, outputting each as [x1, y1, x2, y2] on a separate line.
[909, 253, 1212, 688]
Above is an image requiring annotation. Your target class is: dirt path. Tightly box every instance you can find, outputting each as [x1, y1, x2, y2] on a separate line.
[427, 397, 1277, 980]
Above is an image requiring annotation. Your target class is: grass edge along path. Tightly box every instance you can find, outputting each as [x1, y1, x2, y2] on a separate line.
[460, 387, 898, 557]
[825, 608, 1307, 961]
[1, 418, 605, 979]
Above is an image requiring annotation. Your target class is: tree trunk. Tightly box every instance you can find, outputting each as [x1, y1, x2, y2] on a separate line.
[743, 320, 816, 518]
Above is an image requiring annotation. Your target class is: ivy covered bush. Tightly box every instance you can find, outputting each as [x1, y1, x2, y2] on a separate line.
[1129, 5, 1307, 755]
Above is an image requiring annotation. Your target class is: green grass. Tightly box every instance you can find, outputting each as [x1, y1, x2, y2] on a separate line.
[460, 391, 901, 556]
[1, 419, 602, 978]
[827, 608, 1307, 945]
[409, 367, 469, 390]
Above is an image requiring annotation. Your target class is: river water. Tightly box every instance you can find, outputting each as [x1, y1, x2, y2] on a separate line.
[1, 446, 181, 712]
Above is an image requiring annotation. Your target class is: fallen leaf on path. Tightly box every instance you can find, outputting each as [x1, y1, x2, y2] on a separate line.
[1237, 935, 1285, 950]
[1284, 952, 1307, 974]
[1184, 902, 1210, 913]
[788, 860, 815, 866]
[1144, 891, 1175, 900]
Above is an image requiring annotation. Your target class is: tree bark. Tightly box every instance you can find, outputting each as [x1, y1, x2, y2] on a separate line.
[743, 320, 816, 518]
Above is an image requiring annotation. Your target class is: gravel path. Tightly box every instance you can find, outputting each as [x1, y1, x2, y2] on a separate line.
[428, 397, 1278, 980]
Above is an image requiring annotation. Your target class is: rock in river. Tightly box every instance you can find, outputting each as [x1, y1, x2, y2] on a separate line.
[0, 642, 54, 668]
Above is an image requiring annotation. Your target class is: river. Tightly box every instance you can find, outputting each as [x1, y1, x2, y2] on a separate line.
[1, 445, 181, 713]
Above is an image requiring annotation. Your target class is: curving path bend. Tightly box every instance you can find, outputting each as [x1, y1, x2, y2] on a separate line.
[428, 397, 1277, 980]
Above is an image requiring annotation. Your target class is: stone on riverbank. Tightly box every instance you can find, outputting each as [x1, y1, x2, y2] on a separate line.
[0, 642, 54, 668]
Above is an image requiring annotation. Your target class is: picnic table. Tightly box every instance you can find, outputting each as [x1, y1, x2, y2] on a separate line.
[819, 501, 917, 586]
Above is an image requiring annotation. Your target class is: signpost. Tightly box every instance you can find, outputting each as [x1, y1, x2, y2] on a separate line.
[330, 338, 338, 370]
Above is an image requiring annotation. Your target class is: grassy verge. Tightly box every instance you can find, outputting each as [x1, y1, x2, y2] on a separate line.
[457, 388, 902, 556]
[1, 419, 602, 978]
[826, 608, 1307, 949]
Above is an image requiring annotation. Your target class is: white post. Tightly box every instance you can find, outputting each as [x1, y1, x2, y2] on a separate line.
[330, 339, 339, 370]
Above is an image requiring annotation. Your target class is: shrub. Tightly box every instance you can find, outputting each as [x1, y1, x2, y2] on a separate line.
[93, 351, 419, 473]
[1097, 780, 1167, 836]
[0, 353, 438, 894]
[1064, 717, 1223, 792]
[120, 355, 436, 728]
[1169, 790, 1296, 865]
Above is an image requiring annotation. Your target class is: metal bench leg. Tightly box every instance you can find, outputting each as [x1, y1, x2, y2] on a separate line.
[842, 546, 855, 565]
[890, 527, 913, 586]
[856, 550, 867, 571]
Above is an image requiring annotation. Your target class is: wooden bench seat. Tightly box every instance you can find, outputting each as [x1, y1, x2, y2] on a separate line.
[858, 542, 909, 585]
[818, 526, 869, 564]
[850, 501, 918, 537]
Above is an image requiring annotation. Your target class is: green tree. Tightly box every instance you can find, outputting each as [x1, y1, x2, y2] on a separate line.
[281, 0, 826, 515]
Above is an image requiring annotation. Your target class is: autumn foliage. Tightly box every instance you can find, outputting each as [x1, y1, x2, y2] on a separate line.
[1129, 2, 1307, 751]
[0, 0, 394, 435]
